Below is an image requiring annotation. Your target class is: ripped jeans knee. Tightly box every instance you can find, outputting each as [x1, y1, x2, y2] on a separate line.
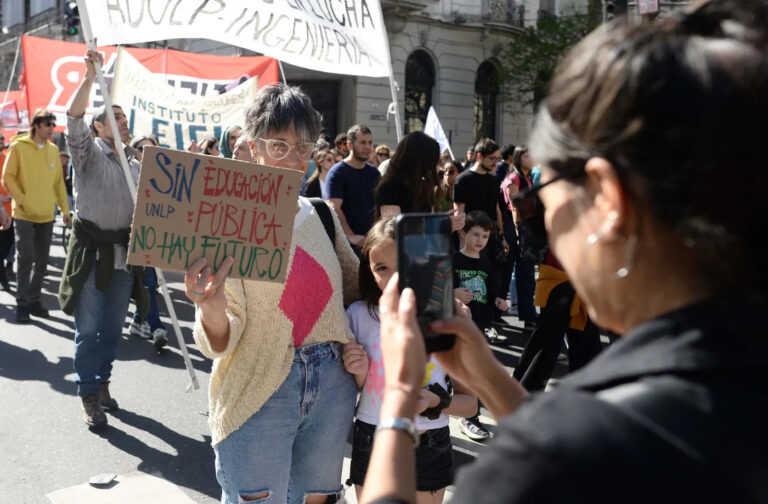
[239, 489, 271, 502]
[302, 486, 345, 504]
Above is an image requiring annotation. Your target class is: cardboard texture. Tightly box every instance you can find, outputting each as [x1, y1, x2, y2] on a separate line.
[127, 146, 302, 283]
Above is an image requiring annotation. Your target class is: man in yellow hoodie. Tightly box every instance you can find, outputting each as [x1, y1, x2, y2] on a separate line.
[2, 109, 71, 322]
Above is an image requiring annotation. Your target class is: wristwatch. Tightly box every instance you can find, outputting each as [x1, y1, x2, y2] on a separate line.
[376, 416, 419, 448]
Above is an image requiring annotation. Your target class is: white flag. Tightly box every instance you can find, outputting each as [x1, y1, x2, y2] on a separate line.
[80, 0, 390, 78]
[424, 106, 452, 158]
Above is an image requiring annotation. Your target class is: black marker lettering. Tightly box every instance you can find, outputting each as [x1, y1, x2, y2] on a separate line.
[189, 0, 226, 25]
[170, 0, 185, 25]
[147, 0, 172, 24]
[106, 0, 126, 24]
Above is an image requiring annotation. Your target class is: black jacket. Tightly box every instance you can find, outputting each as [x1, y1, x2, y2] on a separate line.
[450, 295, 768, 503]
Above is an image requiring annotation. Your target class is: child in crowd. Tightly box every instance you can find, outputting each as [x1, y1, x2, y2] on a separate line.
[343, 218, 477, 504]
[453, 210, 508, 441]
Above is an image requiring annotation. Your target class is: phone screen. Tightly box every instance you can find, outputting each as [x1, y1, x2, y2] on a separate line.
[396, 214, 455, 352]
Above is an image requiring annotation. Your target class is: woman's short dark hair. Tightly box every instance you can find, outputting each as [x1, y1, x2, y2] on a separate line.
[531, 0, 768, 294]
[375, 131, 440, 216]
[244, 84, 321, 143]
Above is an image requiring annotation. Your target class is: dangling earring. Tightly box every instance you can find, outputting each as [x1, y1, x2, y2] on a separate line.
[583, 211, 638, 279]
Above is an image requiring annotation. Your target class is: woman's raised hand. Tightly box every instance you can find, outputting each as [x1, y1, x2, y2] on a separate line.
[184, 257, 234, 314]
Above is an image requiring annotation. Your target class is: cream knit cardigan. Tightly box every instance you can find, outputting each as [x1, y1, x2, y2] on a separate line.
[193, 197, 360, 445]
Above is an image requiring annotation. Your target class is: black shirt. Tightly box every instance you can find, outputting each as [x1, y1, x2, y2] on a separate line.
[325, 160, 380, 236]
[449, 295, 768, 503]
[495, 161, 509, 187]
[376, 177, 414, 214]
[453, 169, 498, 223]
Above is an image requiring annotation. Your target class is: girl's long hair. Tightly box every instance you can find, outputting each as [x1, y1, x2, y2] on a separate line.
[375, 131, 440, 218]
[511, 144, 531, 190]
[359, 217, 396, 320]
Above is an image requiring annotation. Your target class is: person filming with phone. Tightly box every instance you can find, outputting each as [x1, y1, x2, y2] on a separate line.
[359, 1, 768, 502]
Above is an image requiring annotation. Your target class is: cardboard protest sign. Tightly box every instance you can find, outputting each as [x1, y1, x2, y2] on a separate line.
[127, 146, 302, 283]
[81, 0, 390, 78]
[112, 48, 259, 151]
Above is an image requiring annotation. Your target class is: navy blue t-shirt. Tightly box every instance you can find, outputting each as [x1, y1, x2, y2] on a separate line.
[325, 161, 380, 236]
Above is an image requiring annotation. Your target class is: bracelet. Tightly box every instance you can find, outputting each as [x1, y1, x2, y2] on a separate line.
[420, 383, 452, 420]
[376, 416, 420, 448]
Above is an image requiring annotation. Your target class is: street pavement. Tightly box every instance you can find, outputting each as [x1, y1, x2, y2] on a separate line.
[0, 218, 573, 503]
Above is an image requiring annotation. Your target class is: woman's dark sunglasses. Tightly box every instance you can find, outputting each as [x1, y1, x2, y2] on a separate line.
[511, 164, 585, 244]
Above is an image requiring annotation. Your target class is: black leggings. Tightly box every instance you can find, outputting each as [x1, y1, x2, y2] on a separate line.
[513, 281, 603, 391]
[0, 221, 14, 280]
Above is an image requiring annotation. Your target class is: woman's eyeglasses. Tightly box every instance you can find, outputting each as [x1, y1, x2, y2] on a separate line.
[258, 138, 315, 162]
[511, 164, 585, 244]
[376, 151, 389, 158]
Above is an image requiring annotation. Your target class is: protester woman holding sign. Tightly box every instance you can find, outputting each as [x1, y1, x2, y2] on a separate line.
[359, 0, 768, 502]
[184, 84, 360, 504]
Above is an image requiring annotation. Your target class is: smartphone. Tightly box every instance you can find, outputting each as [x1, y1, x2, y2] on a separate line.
[395, 213, 455, 352]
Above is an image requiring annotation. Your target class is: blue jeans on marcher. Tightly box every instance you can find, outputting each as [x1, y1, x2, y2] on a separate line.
[74, 268, 134, 397]
[132, 267, 164, 332]
[503, 220, 519, 308]
[214, 341, 357, 504]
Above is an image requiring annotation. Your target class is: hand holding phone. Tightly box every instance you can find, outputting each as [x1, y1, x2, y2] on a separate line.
[396, 213, 455, 352]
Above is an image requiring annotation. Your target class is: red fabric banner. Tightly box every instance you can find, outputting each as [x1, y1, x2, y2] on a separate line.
[20, 35, 278, 130]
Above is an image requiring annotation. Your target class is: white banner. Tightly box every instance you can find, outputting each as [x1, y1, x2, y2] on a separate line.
[81, 0, 390, 78]
[424, 106, 453, 158]
[112, 48, 260, 150]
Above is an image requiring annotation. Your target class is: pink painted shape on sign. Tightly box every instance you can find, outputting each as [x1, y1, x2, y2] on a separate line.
[279, 246, 333, 347]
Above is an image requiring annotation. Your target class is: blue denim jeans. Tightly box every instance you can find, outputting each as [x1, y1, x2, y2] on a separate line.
[214, 341, 357, 504]
[73, 268, 134, 397]
[132, 267, 164, 331]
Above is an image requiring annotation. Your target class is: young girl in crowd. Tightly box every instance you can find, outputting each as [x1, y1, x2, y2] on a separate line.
[343, 218, 477, 504]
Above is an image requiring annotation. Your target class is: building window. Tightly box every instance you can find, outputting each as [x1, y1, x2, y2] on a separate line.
[404, 50, 435, 134]
[31, 0, 57, 17]
[474, 60, 499, 142]
[1, 0, 24, 26]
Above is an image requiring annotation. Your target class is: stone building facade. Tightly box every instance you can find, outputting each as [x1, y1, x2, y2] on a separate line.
[0, 0, 691, 154]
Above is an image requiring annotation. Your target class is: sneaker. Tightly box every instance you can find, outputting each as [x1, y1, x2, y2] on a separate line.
[15, 305, 31, 323]
[28, 301, 49, 318]
[461, 417, 490, 441]
[152, 328, 168, 350]
[82, 394, 107, 428]
[129, 320, 151, 339]
[484, 327, 507, 345]
[99, 381, 119, 411]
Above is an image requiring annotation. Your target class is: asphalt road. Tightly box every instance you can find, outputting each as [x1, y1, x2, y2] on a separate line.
[0, 218, 572, 503]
